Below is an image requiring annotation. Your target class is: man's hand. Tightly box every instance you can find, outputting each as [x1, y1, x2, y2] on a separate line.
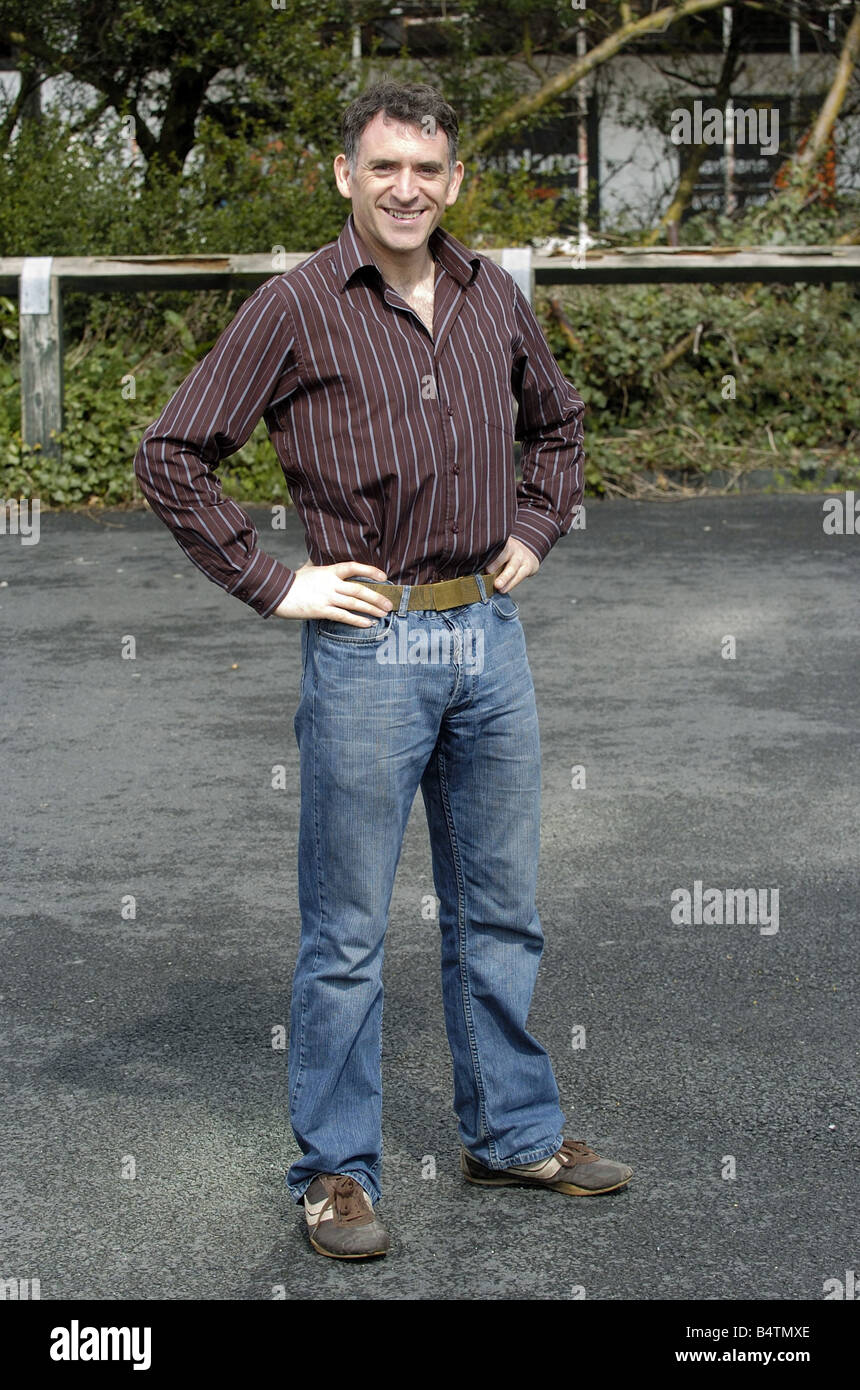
[487, 537, 540, 594]
[274, 560, 393, 625]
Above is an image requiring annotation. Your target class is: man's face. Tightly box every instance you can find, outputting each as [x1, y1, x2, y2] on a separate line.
[334, 110, 464, 261]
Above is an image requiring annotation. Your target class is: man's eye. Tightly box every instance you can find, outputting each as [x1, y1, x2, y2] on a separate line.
[372, 166, 440, 175]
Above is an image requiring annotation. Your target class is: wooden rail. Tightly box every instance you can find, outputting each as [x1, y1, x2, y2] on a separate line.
[4, 245, 859, 461]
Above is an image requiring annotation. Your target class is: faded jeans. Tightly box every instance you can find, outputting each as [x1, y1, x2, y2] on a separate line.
[285, 576, 565, 1206]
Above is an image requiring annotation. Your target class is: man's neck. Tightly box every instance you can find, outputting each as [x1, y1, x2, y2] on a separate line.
[353, 216, 437, 296]
[385, 253, 436, 298]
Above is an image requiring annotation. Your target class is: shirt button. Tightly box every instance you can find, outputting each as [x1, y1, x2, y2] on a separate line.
[447, 406, 454, 417]
[453, 465, 460, 475]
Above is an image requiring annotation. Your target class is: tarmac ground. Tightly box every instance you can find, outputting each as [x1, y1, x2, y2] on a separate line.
[1, 494, 857, 1305]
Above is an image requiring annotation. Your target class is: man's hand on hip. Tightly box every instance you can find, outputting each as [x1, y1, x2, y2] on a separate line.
[488, 537, 540, 593]
[273, 561, 393, 624]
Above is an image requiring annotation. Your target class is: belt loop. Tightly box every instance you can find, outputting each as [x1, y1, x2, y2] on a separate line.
[398, 584, 411, 617]
[475, 573, 489, 604]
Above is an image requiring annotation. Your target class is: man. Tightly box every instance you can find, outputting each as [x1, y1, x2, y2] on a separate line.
[134, 79, 632, 1261]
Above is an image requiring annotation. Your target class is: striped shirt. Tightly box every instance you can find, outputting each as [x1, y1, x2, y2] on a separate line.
[133, 213, 585, 618]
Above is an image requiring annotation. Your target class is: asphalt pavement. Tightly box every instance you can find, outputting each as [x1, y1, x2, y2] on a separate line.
[1, 493, 857, 1302]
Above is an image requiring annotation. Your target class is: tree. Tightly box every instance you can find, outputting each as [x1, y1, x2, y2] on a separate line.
[781, 2, 860, 199]
[0, 0, 357, 181]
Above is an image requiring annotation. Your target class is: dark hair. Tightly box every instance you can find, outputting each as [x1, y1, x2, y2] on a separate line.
[341, 81, 459, 172]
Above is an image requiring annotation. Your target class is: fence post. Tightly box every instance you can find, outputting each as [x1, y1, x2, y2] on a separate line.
[501, 246, 534, 306]
[20, 257, 63, 463]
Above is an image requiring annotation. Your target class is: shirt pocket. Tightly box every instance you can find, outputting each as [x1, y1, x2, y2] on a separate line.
[459, 333, 515, 429]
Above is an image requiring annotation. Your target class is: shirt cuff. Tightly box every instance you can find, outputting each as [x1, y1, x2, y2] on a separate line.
[510, 509, 563, 565]
[226, 549, 296, 618]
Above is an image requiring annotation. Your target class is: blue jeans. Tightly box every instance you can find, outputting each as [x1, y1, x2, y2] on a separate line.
[286, 576, 565, 1206]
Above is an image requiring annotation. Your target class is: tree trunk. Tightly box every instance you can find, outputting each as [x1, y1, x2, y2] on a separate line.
[0, 59, 41, 152]
[643, 13, 741, 245]
[792, 3, 860, 193]
[147, 64, 221, 181]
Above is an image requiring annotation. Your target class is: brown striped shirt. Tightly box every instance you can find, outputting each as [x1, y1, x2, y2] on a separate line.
[133, 214, 585, 618]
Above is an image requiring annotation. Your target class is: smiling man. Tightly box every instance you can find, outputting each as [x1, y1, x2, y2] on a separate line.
[330, 103, 461, 341]
[134, 79, 633, 1262]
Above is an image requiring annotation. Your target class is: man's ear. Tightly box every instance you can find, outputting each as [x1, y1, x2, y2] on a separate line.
[333, 153, 352, 200]
[445, 161, 466, 208]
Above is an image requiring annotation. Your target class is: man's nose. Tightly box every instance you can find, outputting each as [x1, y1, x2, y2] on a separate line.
[390, 169, 419, 202]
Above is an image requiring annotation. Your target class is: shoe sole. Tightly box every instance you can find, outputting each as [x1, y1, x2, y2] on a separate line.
[461, 1152, 633, 1196]
[308, 1233, 389, 1259]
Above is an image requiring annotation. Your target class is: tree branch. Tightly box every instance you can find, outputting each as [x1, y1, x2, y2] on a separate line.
[462, 0, 737, 158]
[794, 3, 860, 183]
[66, 93, 113, 137]
[0, 62, 42, 151]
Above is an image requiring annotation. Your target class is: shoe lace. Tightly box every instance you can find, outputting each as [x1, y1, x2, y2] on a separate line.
[557, 1139, 599, 1166]
[327, 1174, 373, 1224]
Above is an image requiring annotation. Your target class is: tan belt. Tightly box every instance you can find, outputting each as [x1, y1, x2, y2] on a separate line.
[360, 571, 499, 612]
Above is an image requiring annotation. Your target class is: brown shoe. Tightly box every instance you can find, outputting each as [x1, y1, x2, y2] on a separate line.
[460, 1138, 633, 1195]
[303, 1174, 390, 1258]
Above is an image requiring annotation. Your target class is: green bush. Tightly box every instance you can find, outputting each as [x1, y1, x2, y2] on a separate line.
[539, 274, 860, 491]
[0, 290, 284, 505]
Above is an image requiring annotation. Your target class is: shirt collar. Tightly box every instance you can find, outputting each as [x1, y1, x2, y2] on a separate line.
[335, 212, 481, 291]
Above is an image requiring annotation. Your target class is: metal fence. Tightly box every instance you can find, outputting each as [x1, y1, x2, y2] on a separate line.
[2, 244, 858, 461]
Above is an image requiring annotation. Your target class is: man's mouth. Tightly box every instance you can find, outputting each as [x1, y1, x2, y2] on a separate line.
[382, 208, 425, 222]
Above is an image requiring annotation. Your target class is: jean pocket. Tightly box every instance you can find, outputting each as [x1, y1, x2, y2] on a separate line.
[316, 610, 395, 644]
[490, 591, 520, 621]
